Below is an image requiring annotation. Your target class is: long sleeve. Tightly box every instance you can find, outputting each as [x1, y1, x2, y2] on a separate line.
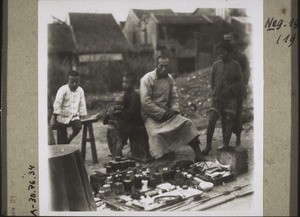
[243, 56, 250, 85]
[53, 87, 65, 115]
[122, 92, 140, 120]
[210, 63, 216, 90]
[140, 76, 166, 121]
[168, 76, 180, 112]
[229, 63, 244, 97]
[79, 89, 87, 116]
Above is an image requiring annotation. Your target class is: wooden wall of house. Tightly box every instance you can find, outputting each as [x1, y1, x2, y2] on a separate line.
[123, 10, 142, 45]
[147, 17, 158, 51]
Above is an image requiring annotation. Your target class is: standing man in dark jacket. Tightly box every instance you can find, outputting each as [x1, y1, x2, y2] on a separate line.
[203, 40, 244, 155]
[225, 32, 251, 147]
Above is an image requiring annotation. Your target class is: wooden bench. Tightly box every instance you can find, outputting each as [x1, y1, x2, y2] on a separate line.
[51, 117, 99, 164]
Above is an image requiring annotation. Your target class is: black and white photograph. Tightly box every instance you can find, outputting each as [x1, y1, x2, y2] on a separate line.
[38, 0, 263, 215]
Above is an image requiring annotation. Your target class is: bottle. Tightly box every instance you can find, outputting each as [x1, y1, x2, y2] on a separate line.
[98, 187, 106, 199]
[142, 169, 150, 181]
[102, 184, 111, 197]
[175, 167, 182, 179]
[114, 182, 124, 195]
[162, 167, 169, 182]
[105, 175, 114, 193]
[134, 173, 143, 189]
[154, 169, 164, 185]
[123, 175, 133, 193]
[115, 170, 123, 183]
[126, 170, 134, 181]
[141, 179, 149, 192]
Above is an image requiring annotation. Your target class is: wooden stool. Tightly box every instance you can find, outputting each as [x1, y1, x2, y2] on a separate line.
[51, 123, 72, 144]
[81, 118, 99, 164]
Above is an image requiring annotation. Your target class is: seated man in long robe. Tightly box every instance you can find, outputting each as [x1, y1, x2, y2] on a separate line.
[140, 56, 205, 162]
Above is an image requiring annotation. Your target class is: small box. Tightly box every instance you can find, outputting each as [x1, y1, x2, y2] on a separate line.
[217, 147, 248, 176]
[210, 172, 235, 186]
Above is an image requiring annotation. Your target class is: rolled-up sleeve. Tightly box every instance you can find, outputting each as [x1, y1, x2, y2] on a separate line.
[53, 87, 64, 115]
[168, 76, 180, 112]
[140, 76, 166, 120]
[79, 89, 87, 116]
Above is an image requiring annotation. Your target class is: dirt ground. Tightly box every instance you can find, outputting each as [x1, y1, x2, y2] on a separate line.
[56, 67, 255, 212]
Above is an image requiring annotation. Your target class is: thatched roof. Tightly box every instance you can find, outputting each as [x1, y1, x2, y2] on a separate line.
[48, 22, 74, 53]
[69, 13, 132, 53]
[132, 9, 175, 20]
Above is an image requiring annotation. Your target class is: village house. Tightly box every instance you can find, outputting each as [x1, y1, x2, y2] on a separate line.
[68, 13, 133, 93]
[123, 9, 215, 73]
[48, 21, 75, 95]
[123, 9, 175, 47]
[48, 13, 133, 94]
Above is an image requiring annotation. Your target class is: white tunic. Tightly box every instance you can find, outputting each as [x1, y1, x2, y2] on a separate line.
[140, 70, 199, 159]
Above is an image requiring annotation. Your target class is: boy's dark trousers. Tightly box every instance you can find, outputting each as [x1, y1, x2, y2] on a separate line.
[56, 120, 82, 144]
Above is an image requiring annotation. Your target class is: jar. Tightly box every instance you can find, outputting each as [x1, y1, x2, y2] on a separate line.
[98, 187, 105, 199]
[127, 170, 134, 181]
[114, 182, 124, 195]
[123, 176, 133, 193]
[106, 165, 112, 174]
[175, 167, 182, 179]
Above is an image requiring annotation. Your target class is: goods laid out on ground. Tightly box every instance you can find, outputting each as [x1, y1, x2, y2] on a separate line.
[90, 156, 253, 211]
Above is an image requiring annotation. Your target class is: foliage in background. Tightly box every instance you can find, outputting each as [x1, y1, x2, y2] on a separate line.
[48, 54, 72, 97]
